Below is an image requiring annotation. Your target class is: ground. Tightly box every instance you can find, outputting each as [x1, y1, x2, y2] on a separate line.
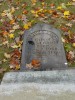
[0, 0, 75, 79]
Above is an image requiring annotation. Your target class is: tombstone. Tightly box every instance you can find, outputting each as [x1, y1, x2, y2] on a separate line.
[21, 23, 68, 70]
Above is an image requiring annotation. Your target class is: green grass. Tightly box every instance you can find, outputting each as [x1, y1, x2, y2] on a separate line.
[0, 0, 75, 79]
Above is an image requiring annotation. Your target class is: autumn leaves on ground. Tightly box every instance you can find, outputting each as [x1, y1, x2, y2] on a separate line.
[0, 0, 75, 79]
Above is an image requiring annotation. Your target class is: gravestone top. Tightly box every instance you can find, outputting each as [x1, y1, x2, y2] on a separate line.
[21, 23, 68, 70]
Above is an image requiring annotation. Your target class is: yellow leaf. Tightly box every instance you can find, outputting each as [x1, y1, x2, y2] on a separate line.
[11, 7, 15, 13]
[31, 0, 36, 5]
[24, 24, 29, 29]
[17, 43, 21, 48]
[35, 14, 39, 17]
[15, 65, 20, 70]
[1, 12, 6, 16]
[64, 11, 70, 16]
[38, 9, 43, 13]
[24, 22, 31, 30]
[41, 2, 45, 6]
[63, 15, 69, 19]
[27, 22, 31, 27]
[57, 6, 62, 10]
[72, 43, 75, 47]
[31, 10, 35, 14]
[9, 34, 14, 39]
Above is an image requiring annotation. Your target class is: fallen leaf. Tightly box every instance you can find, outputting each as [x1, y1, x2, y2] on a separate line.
[2, 59, 7, 62]
[15, 37, 20, 43]
[9, 33, 14, 39]
[72, 43, 75, 47]
[9, 64, 15, 69]
[11, 49, 21, 58]
[24, 22, 31, 30]
[50, 3, 55, 8]
[1, 12, 6, 16]
[6, 13, 13, 20]
[72, 0, 75, 1]
[4, 53, 11, 59]
[27, 22, 31, 27]
[0, 68, 6, 74]
[11, 44, 19, 48]
[9, 30, 15, 33]
[2, 31, 9, 36]
[64, 11, 70, 16]
[67, 51, 75, 61]
[31, 0, 37, 5]
[22, 10, 28, 14]
[61, 3, 67, 9]
[39, 13, 45, 17]
[13, 25, 19, 30]
[61, 37, 66, 43]
[57, 6, 62, 10]
[24, 24, 29, 29]
[66, 2, 72, 6]
[69, 51, 75, 58]
[10, 19, 15, 24]
[60, 26, 69, 32]
[26, 63, 33, 69]
[31, 59, 41, 69]
[21, 2, 27, 7]
[15, 65, 20, 70]
[11, 7, 15, 13]
[66, 23, 72, 27]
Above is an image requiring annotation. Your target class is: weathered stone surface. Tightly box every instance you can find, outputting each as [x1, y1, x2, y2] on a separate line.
[0, 84, 75, 100]
[1, 69, 75, 84]
[21, 23, 68, 70]
[0, 69, 75, 100]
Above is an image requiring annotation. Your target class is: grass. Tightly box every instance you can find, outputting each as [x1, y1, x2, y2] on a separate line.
[0, 0, 75, 79]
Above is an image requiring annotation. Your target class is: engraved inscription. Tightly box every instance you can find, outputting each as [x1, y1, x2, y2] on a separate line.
[27, 30, 60, 57]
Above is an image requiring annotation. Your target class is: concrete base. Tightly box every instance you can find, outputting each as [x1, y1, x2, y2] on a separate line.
[0, 69, 75, 100]
[1, 69, 75, 84]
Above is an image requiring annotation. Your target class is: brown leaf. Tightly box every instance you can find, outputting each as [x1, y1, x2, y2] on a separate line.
[66, 51, 74, 61]
[22, 2, 27, 8]
[39, 0, 44, 2]
[22, 10, 28, 14]
[10, 57, 19, 68]
[0, 68, 6, 74]
[60, 26, 69, 32]
[50, 3, 55, 8]
[11, 49, 21, 58]
[39, 13, 45, 17]
[31, 59, 41, 69]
